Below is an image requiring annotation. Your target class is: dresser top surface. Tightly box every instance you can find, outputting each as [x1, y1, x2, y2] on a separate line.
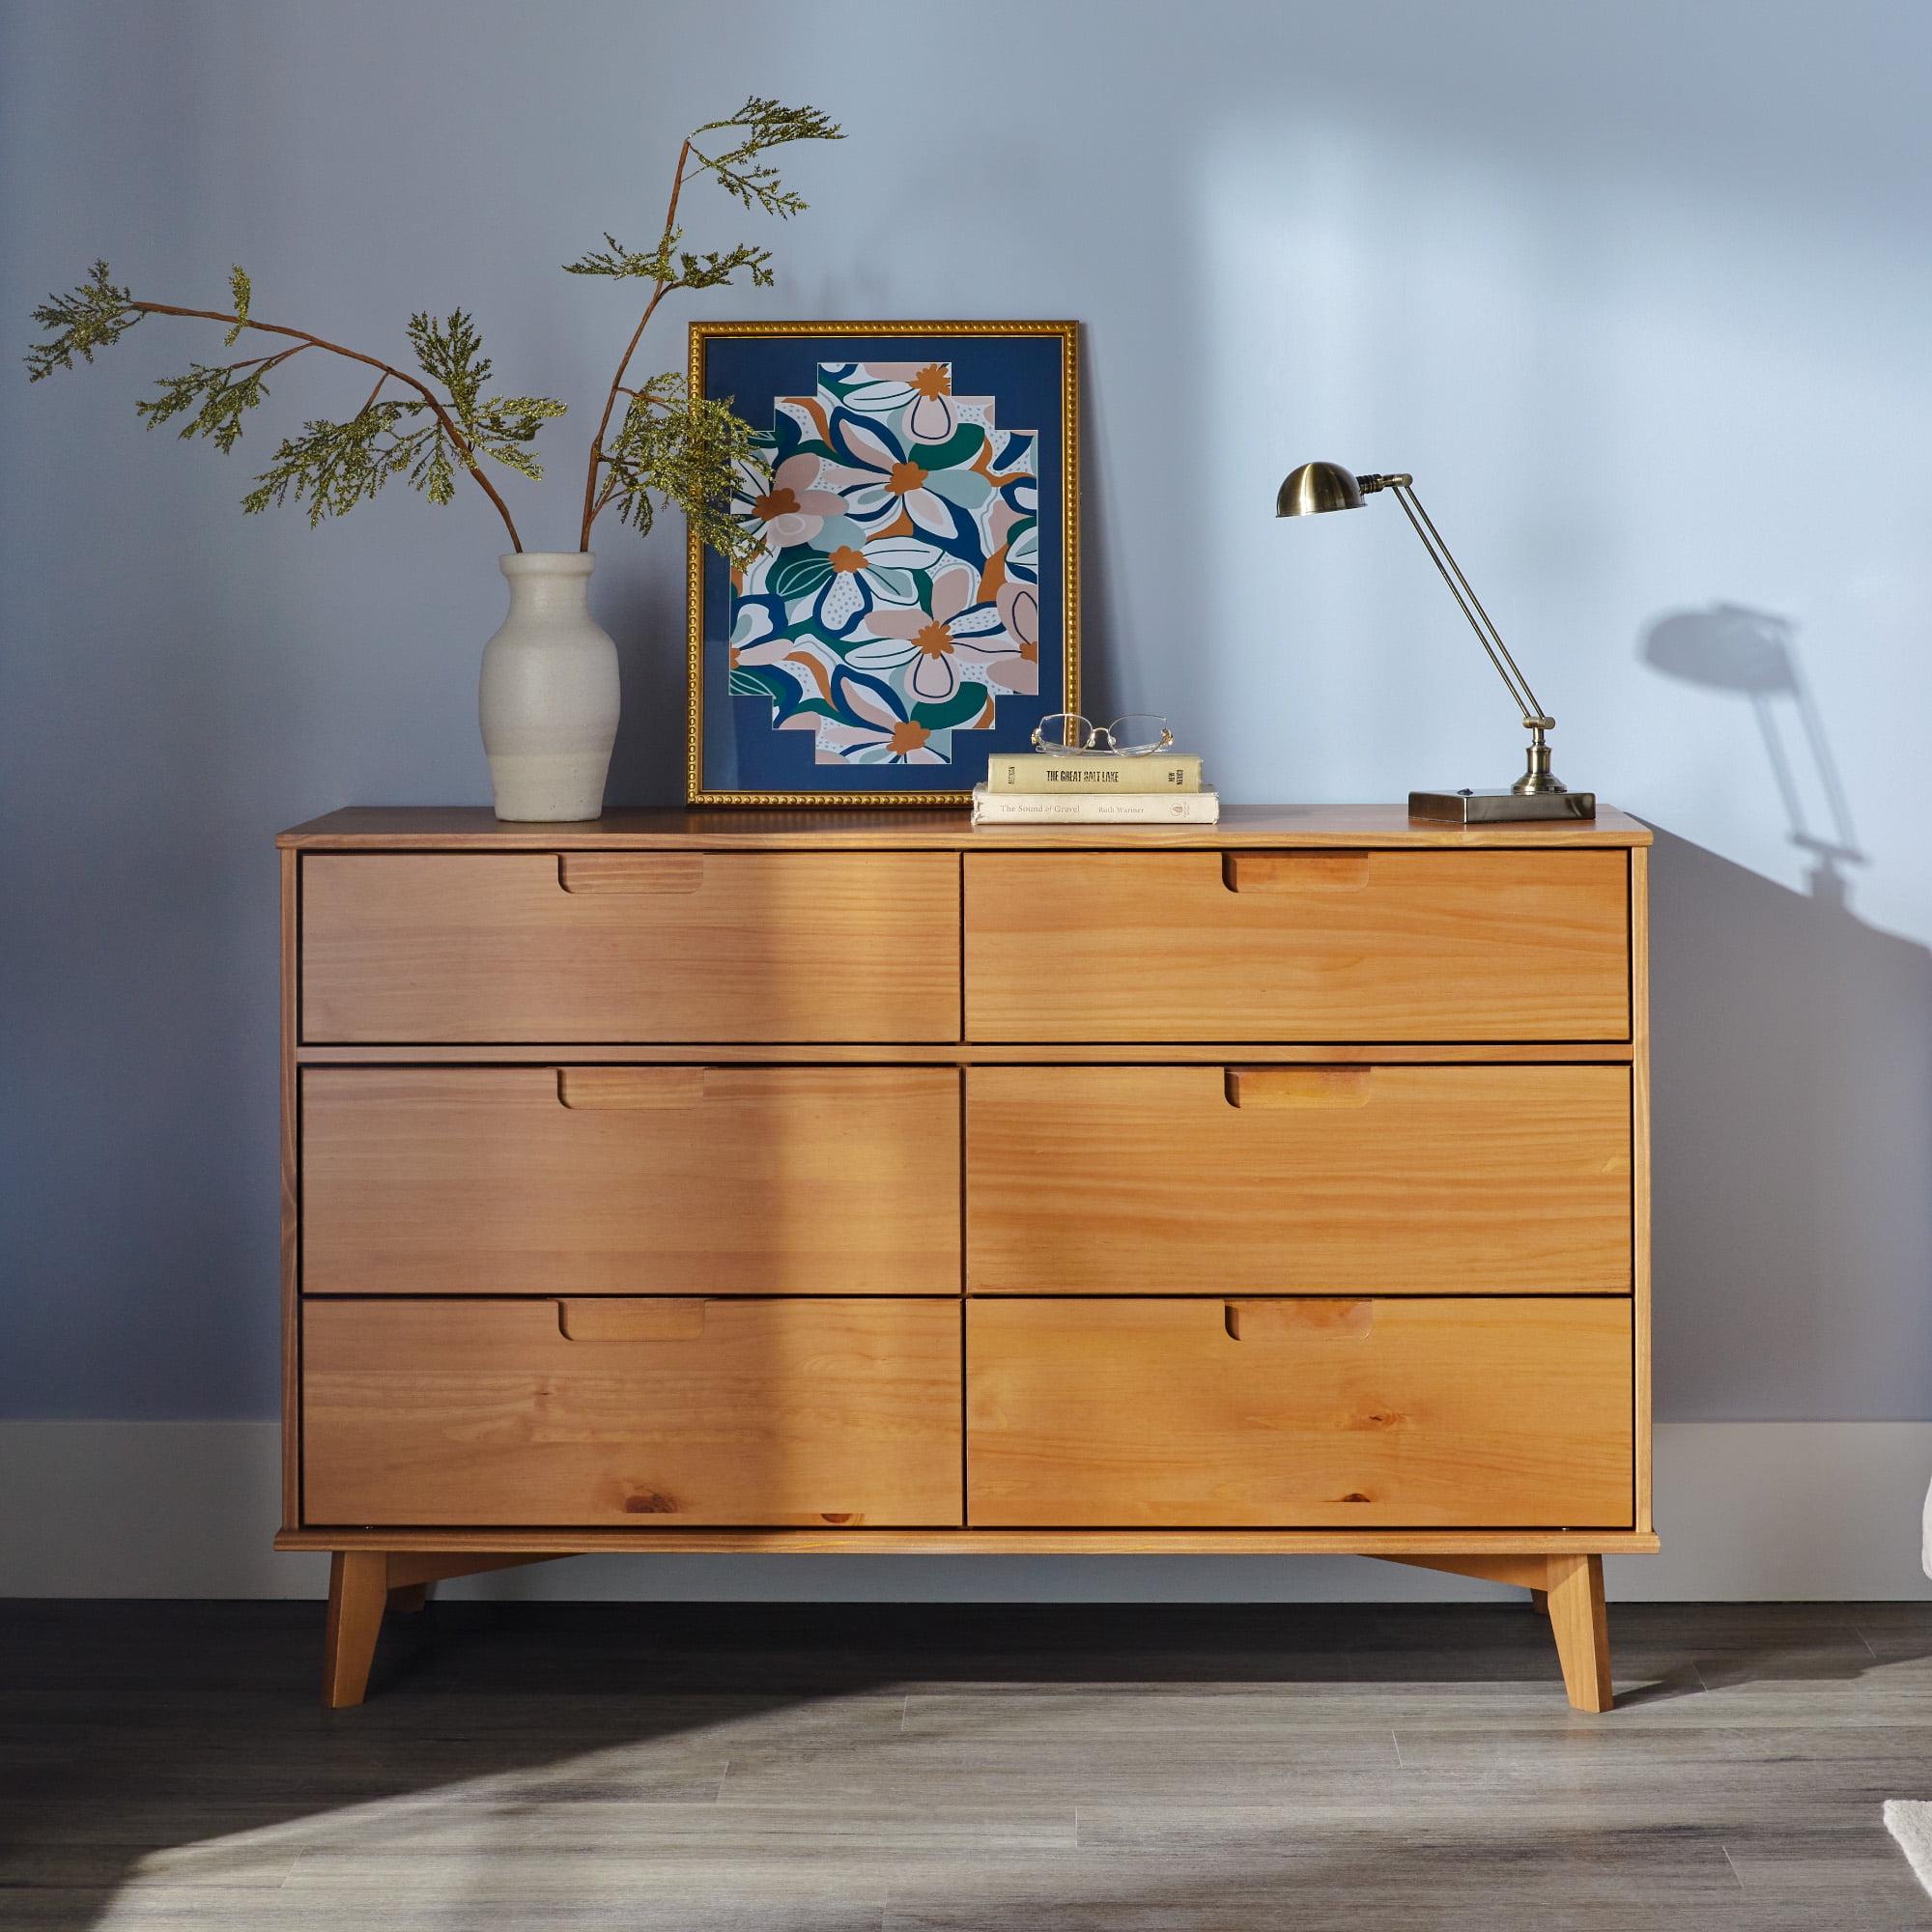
[278, 804, 1651, 851]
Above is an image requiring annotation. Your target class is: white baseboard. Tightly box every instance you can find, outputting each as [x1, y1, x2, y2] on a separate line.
[3, 1420, 1928, 1602]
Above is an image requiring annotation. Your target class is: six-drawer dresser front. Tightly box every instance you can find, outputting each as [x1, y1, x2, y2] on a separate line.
[278, 805, 1655, 1712]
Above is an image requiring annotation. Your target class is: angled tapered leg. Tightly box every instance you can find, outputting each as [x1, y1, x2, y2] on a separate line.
[322, 1551, 389, 1708]
[1545, 1553, 1613, 1712]
[1384, 1552, 1611, 1708]
[320, 1552, 558, 1707]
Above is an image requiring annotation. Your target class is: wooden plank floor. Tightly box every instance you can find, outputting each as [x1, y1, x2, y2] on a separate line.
[4, 1600, 1931, 1928]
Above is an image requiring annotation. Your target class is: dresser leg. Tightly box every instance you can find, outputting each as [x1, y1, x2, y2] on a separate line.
[1545, 1554, 1613, 1712]
[320, 1551, 559, 1707]
[1529, 1588, 1548, 1616]
[322, 1550, 389, 1709]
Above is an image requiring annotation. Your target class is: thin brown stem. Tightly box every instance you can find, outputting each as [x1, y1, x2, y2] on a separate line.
[129, 299, 525, 549]
[219, 343, 307, 376]
[578, 135, 693, 551]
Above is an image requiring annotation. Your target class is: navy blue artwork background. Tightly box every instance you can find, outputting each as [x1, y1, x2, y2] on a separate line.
[697, 330, 1068, 795]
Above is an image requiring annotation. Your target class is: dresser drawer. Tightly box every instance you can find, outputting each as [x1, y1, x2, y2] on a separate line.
[964, 849, 1629, 1041]
[967, 1064, 1631, 1294]
[302, 851, 961, 1042]
[302, 1065, 960, 1294]
[968, 1297, 1633, 1528]
[304, 1296, 962, 1526]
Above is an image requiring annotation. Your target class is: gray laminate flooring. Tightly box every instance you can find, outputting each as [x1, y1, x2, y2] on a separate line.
[5, 1599, 1931, 1928]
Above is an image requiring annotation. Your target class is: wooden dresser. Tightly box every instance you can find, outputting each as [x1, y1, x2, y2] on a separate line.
[275, 804, 1655, 1710]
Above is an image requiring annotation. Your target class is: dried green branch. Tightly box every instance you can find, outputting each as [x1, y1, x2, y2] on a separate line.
[24, 267, 562, 547]
[242, 403, 419, 522]
[404, 309, 567, 482]
[28, 99, 844, 563]
[593, 373, 762, 567]
[562, 230, 774, 291]
[222, 266, 251, 345]
[688, 96, 844, 216]
[133, 347, 297, 452]
[25, 261, 142, 378]
[574, 95, 841, 550]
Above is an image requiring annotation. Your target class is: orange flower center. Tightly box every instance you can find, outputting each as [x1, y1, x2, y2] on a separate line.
[913, 621, 953, 658]
[1020, 641, 1038, 664]
[753, 486, 799, 520]
[887, 721, 930, 754]
[886, 461, 928, 496]
[911, 364, 951, 399]
[827, 545, 867, 575]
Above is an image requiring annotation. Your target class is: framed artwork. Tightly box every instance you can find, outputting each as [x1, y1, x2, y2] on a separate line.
[687, 321, 1079, 805]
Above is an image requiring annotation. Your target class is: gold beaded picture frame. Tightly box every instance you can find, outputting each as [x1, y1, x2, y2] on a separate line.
[687, 320, 1079, 806]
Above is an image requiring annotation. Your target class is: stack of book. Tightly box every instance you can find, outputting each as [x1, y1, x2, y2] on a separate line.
[970, 750, 1219, 824]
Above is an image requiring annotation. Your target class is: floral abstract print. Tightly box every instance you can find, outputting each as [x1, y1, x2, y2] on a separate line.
[726, 361, 1040, 765]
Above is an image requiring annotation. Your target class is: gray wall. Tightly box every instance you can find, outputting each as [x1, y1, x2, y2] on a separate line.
[4, 0, 1928, 1425]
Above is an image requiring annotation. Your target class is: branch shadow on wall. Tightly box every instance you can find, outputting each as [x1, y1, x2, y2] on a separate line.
[1639, 605, 1932, 1418]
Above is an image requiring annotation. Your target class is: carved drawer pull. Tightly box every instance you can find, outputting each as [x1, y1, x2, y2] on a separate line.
[1223, 1065, 1374, 1109]
[1221, 851, 1371, 893]
[1224, 1300, 1375, 1341]
[556, 853, 707, 895]
[556, 1300, 708, 1342]
[556, 1066, 709, 1109]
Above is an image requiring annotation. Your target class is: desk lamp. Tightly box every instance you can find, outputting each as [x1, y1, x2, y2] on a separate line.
[1276, 462, 1595, 822]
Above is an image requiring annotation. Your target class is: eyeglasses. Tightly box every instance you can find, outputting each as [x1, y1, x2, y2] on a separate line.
[1030, 713, 1175, 756]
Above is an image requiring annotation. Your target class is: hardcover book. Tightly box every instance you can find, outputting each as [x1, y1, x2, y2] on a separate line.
[984, 753, 1204, 793]
[970, 785, 1221, 826]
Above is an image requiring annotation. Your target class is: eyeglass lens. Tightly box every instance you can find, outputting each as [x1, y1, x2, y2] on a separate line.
[1034, 713, 1170, 755]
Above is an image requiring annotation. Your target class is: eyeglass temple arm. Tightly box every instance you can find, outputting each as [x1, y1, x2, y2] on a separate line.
[1359, 474, 1553, 732]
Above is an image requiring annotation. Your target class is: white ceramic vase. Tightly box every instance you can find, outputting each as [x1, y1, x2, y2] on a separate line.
[478, 551, 620, 822]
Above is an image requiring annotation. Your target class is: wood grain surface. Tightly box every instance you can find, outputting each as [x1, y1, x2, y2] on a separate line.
[300, 850, 961, 1042]
[967, 1063, 1633, 1294]
[966, 1297, 1634, 1529]
[276, 1526, 1662, 1556]
[276, 803, 1656, 1714]
[965, 849, 1632, 1042]
[1631, 842, 1654, 1534]
[279, 802, 1654, 850]
[279, 846, 301, 1530]
[297, 1039, 1638, 1066]
[303, 1297, 963, 1528]
[301, 1065, 961, 1294]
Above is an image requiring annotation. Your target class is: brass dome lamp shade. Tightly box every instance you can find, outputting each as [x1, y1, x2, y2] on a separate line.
[1276, 463, 1595, 822]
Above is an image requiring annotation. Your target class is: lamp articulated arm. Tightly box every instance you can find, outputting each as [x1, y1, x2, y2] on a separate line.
[1273, 455, 1593, 817]
[1355, 472, 1565, 796]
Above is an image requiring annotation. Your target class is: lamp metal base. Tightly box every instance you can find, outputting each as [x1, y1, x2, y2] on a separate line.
[1408, 786, 1598, 825]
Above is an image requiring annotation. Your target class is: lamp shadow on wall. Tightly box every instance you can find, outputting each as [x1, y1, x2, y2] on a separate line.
[1638, 606, 1932, 1419]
